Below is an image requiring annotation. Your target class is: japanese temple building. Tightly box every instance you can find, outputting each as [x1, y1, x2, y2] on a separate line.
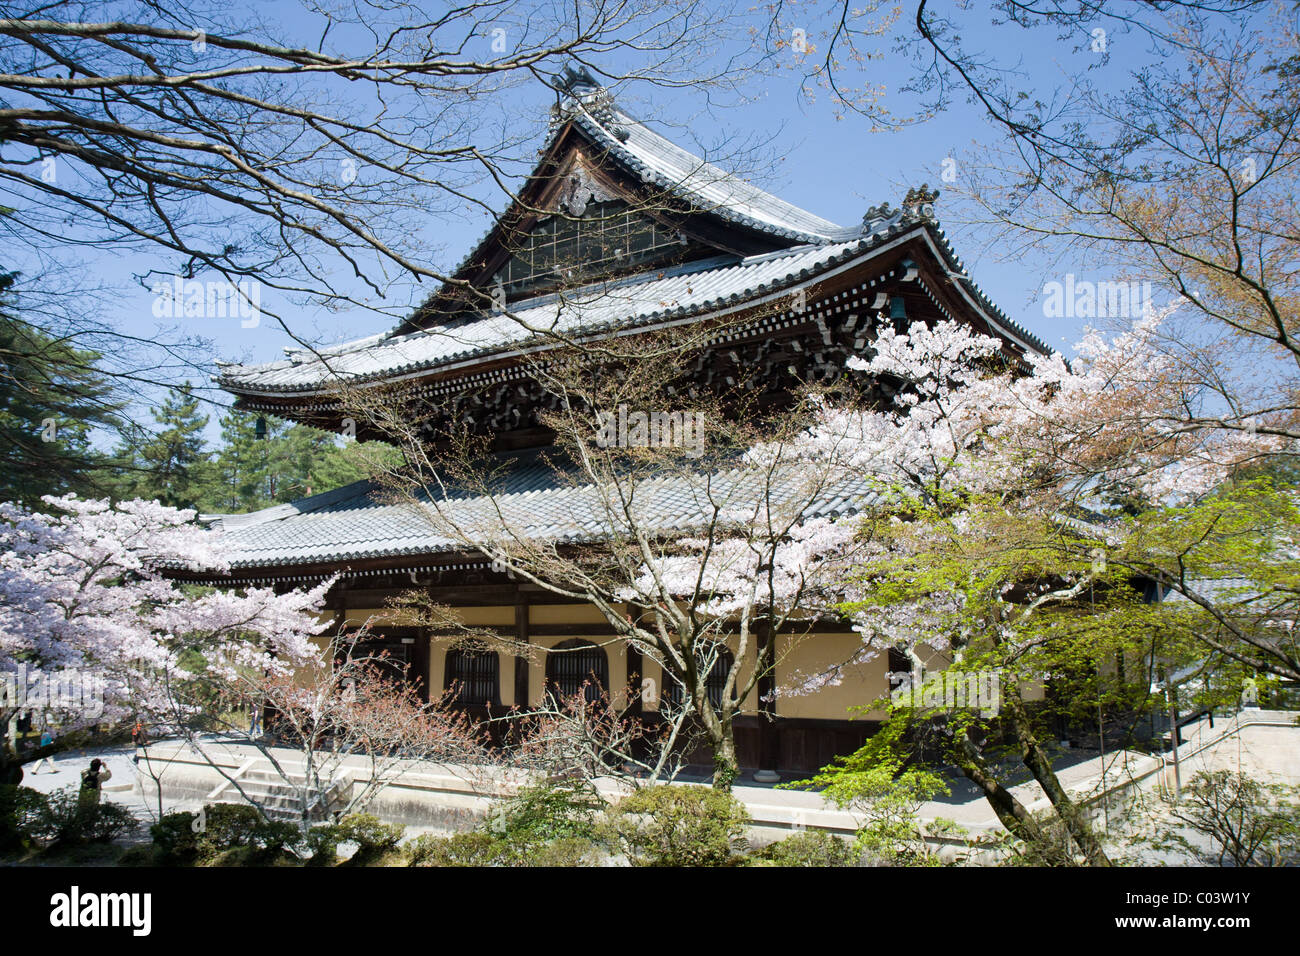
[189, 71, 1051, 776]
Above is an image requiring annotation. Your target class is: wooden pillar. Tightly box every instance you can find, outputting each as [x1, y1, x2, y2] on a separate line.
[755, 617, 780, 777]
[514, 597, 530, 709]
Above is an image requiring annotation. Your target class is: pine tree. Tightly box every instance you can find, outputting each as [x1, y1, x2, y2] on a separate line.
[0, 270, 123, 506]
[200, 408, 267, 512]
[117, 385, 210, 508]
[200, 409, 395, 513]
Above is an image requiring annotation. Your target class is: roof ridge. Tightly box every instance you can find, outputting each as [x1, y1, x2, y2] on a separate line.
[567, 97, 853, 242]
[202, 478, 375, 530]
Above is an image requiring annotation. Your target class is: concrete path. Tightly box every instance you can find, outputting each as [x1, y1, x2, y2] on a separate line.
[15, 709, 1295, 846]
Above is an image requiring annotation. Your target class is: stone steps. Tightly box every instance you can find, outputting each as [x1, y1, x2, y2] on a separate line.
[210, 763, 349, 823]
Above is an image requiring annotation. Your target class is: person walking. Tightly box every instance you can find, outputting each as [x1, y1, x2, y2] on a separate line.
[29, 728, 56, 774]
[131, 719, 149, 763]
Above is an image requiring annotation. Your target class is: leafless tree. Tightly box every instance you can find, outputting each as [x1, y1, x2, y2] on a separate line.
[0, 0, 767, 375]
[350, 319, 871, 790]
[146, 622, 496, 830]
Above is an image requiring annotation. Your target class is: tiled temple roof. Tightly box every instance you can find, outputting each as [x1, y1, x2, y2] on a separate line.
[559, 89, 859, 244]
[218, 239, 870, 395]
[201, 81, 1054, 574]
[202, 453, 872, 572]
[216, 83, 1049, 399]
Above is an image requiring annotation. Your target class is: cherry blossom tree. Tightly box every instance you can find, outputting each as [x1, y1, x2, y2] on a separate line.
[0, 494, 331, 789]
[788, 309, 1295, 864]
[166, 624, 498, 832]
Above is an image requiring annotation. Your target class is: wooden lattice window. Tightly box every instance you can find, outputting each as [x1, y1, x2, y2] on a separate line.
[662, 646, 736, 712]
[445, 643, 499, 707]
[496, 200, 688, 296]
[545, 639, 609, 703]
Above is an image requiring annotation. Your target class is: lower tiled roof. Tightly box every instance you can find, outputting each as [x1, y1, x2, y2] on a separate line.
[202, 454, 871, 572]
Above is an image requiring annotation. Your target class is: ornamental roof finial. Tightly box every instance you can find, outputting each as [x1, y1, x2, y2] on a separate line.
[901, 184, 940, 221]
[549, 64, 626, 138]
[557, 64, 600, 97]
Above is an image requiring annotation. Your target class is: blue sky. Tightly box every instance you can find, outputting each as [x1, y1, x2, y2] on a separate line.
[17, 2, 1171, 437]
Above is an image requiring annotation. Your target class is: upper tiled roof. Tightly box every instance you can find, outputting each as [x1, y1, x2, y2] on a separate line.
[562, 92, 858, 244]
[215, 82, 1051, 398]
[218, 237, 876, 395]
[203, 452, 872, 572]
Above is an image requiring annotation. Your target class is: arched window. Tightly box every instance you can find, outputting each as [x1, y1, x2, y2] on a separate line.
[444, 642, 499, 707]
[662, 646, 736, 712]
[545, 639, 609, 703]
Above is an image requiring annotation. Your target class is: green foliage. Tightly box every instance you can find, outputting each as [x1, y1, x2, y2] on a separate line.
[29, 787, 138, 846]
[608, 785, 751, 867]
[197, 803, 260, 854]
[0, 269, 123, 505]
[196, 803, 301, 860]
[790, 721, 955, 866]
[304, 823, 343, 865]
[249, 818, 302, 853]
[0, 784, 50, 850]
[405, 779, 609, 866]
[752, 830, 857, 867]
[110, 398, 401, 514]
[487, 776, 605, 847]
[516, 836, 603, 867]
[149, 812, 201, 862]
[335, 812, 404, 864]
[116, 845, 160, 866]
[405, 831, 511, 867]
[194, 408, 396, 513]
[205, 844, 303, 867]
[115, 384, 208, 508]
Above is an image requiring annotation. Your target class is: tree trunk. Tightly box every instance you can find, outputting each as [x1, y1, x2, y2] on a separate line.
[954, 731, 1046, 845]
[1001, 686, 1111, 866]
[711, 729, 739, 792]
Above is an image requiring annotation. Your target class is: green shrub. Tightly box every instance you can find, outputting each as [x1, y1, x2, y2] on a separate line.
[206, 844, 302, 867]
[30, 788, 138, 846]
[609, 785, 750, 867]
[117, 845, 159, 866]
[196, 804, 302, 859]
[150, 812, 201, 861]
[515, 836, 603, 867]
[0, 785, 49, 849]
[305, 824, 343, 865]
[253, 818, 303, 853]
[405, 831, 510, 867]
[198, 803, 261, 855]
[336, 813, 404, 863]
[488, 777, 605, 848]
[753, 830, 856, 867]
